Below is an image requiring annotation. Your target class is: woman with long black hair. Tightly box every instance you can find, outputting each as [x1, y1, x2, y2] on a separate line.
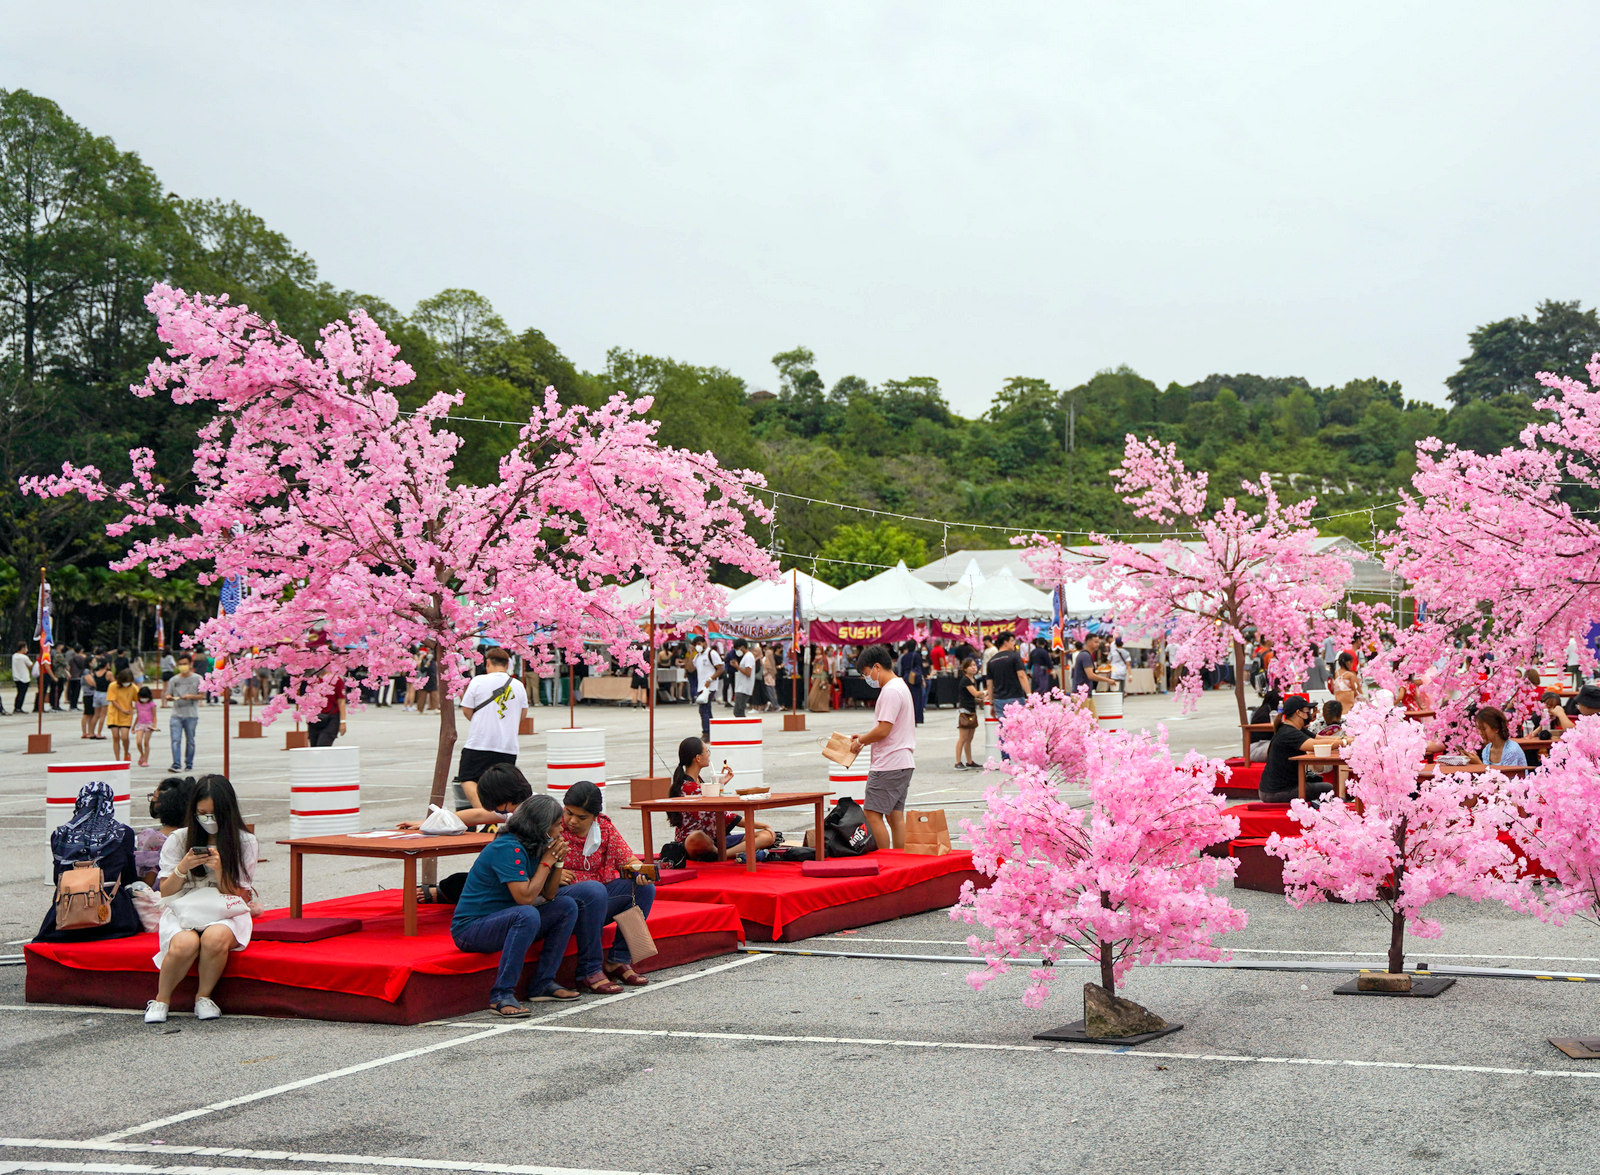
[147, 775, 258, 1023]
[450, 794, 580, 1016]
[669, 736, 776, 862]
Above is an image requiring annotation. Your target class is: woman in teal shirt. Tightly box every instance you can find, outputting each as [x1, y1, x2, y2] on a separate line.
[451, 794, 580, 1015]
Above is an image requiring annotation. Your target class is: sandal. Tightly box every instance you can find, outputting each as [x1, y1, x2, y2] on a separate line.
[604, 962, 649, 987]
[489, 1000, 531, 1018]
[577, 973, 624, 995]
[528, 984, 581, 1002]
[415, 884, 440, 904]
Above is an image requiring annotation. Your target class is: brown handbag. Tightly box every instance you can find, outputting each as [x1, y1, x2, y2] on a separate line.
[55, 861, 118, 930]
[957, 710, 978, 729]
[612, 887, 658, 964]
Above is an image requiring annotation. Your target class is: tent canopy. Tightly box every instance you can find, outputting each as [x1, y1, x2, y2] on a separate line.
[940, 565, 1055, 621]
[723, 569, 840, 622]
[814, 561, 964, 623]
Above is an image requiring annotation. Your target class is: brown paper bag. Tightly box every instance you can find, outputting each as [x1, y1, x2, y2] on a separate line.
[613, 901, 658, 963]
[822, 731, 859, 767]
[904, 809, 952, 856]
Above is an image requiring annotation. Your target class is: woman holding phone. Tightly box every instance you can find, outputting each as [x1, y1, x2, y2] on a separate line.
[146, 775, 258, 1024]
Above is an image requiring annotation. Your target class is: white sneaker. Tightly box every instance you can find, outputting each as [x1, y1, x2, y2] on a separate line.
[144, 1000, 168, 1024]
[193, 996, 221, 1020]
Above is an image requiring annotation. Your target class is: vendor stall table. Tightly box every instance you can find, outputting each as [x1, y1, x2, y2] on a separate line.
[280, 831, 494, 936]
[630, 792, 833, 874]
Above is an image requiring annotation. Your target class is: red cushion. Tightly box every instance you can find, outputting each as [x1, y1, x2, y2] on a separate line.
[654, 868, 699, 885]
[801, 859, 881, 878]
[253, 917, 363, 943]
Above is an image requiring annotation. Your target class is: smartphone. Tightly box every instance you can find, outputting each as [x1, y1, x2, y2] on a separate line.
[634, 863, 659, 882]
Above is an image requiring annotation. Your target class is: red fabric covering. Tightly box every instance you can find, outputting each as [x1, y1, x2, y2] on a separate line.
[1215, 758, 1263, 797]
[1229, 837, 1288, 893]
[1499, 831, 1556, 880]
[655, 868, 699, 885]
[26, 890, 743, 1005]
[253, 917, 362, 943]
[801, 860, 881, 878]
[661, 849, 978, 938]
[1225, 802, 1303, 841]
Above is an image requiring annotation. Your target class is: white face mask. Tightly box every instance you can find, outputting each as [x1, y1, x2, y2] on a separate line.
[197, 814, 218, 834]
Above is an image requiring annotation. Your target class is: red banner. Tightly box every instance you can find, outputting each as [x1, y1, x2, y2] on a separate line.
[929, 618, 1027, 642]
[808, 618, 916, 646]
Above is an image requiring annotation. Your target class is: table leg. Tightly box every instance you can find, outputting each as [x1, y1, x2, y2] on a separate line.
[1336, 767, 1347, 800]
[289, 848, 303, 918]
[814, 799, 826, 862]
[403, 856, 417, 937]
[640, 811, 654, 865]
[1297, 763, 1307, 802]
[715, 812, 727, 861]
[745, 808, 757, 873]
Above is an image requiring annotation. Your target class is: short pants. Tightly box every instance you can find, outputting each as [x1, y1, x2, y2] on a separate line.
[456, 747, 518, 784]
[864, 767, 914, 814]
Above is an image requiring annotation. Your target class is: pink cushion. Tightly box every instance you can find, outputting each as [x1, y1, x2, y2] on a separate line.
[801, 859, 881, 878]
[253, 917, 362, 943]
[654, 868, 699, 886]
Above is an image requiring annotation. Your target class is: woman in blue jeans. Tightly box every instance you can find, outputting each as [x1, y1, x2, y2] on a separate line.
[556, 781, 655, 992]
[451, 795, 580, 1017]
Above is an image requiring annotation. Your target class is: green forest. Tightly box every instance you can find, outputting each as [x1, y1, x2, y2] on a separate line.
[4, 86, 1600, 645]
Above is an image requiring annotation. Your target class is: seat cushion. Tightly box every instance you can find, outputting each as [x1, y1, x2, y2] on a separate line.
[653, 868, 699, 886]
[253, 917, 363, 943]
[801, 859, 881, 878]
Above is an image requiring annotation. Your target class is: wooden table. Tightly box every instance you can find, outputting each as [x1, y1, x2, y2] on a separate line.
[1291, 749, 1349, 801]
[1404, 709, 1435, 721]
[278, 832, 495, 936]
[629, 791, 833, 873]
[1240, 722, 1274, 760]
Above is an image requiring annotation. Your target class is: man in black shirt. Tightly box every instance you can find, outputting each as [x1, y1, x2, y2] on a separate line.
[1071, 634, 1111, 696]
[1259, 696, 1331, 804]
[987, 633, 1030, 762]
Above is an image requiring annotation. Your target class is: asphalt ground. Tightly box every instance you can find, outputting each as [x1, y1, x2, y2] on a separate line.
[2, 688, 1597, 1174]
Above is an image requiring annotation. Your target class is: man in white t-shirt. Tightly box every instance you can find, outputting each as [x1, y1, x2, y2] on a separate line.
[848, 643, 916, 851]
[456, 647, 528, 805]
[1107, 637, 1132, 693]
[691, 636, 723, 740]
[731, 639, 757, 718]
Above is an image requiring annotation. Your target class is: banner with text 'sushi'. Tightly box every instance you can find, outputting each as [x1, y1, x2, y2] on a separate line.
[807, 618, 917, 646]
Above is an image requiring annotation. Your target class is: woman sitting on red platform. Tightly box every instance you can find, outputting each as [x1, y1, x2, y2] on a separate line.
[556, 780, 655, 991]
[669, 736, 776, 863]
[146, 775, 258, 1024]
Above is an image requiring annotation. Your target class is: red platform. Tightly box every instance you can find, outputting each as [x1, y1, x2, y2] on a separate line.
[24, 890, 743, 1025]
[1225, 802, 1304, 841]
[1215, 759, 1264, 799]
[659, 849, 987, 941]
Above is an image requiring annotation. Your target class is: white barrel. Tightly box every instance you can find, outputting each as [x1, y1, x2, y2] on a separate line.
[288, 745, 362, 837]
[710, 716, 763, 791]
[46, 761, 131, 878]
[546, 727, 606, 793]
[983, 714, 1000, 753]
[1095, 690, 1124, 731]
[1539, 664, 1564, 688]
[828, 760, 870, 802]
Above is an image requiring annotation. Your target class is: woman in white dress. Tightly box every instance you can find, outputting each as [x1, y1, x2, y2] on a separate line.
[146, 775, 258, 1023]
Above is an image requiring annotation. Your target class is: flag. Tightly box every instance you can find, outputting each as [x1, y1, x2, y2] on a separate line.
[155, 603, 165, 652]
[1051, 585, 1065, 651]
[35, 578, 53, 678]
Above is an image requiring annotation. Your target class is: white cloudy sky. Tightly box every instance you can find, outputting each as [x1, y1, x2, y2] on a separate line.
[7, 2, 1596, 413]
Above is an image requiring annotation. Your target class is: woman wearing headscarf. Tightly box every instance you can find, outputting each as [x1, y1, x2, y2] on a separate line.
[34, 780, 141, 943]
[556, 781, 655, 991]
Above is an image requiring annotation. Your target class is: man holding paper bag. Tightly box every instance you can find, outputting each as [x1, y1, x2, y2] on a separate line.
[848, 644, 916, 851]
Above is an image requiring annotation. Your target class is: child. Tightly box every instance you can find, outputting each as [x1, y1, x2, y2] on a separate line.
[106, 667, 139, 762]
[133, 686, 158, 767]
[1315, 699, 1343, 738]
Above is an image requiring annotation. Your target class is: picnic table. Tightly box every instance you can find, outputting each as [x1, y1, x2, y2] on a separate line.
[278, 831, 495, 936]
[628, 791, 833, 873]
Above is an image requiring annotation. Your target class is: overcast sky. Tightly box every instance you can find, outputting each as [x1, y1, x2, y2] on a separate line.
[7, 2, 1597, 414]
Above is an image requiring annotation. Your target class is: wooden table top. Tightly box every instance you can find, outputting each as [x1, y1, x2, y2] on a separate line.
[629, 791, 834, 812]
[277, 831, 496, 857]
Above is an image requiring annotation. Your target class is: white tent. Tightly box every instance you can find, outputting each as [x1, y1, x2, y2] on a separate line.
[590, 579, 730, 623]
[813, 561, 964, 623]
[724, 569, 840, 622]
[940, 564, 1055, 621]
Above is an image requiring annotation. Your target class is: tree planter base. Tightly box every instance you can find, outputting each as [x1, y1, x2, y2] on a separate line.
[1549, 1038, 1600, 1060]
[238, 720, 263, 739]
[518, 715, 535, 736]
[1335, 975, 1455, 998]
[1034, 1020, 1184, 1046]
[783, 714, 807, 732]
[285, 730, 309, 750]
[26, 733, 52, 754]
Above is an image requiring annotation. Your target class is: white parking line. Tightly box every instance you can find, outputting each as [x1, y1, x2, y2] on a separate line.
[0, 1140, 663, 1175]
[89, 954, 770, 1143]
[519, 1024, 1600, 1081]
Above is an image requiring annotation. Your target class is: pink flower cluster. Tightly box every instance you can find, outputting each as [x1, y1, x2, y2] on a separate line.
[1508, 716, 1600, 926]
[953, 692, 1246, 1006]
[1022, 435, 1354, 722]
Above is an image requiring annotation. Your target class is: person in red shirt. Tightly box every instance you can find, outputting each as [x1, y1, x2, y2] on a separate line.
[929, 643, 946, 673]
[556, 780, 654, 991]
[306, 673, 347, 746]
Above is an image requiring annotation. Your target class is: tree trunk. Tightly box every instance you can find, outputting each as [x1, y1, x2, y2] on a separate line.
[424, 637, 457, 888]
[1098, 890, 1116, 993]
[1232, 638, 1249, 727]
[1387, 816, 1409, 974]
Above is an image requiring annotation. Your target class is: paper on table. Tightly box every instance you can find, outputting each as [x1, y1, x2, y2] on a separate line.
[822, 731, 859, 767]
[349, 830, 424, 840]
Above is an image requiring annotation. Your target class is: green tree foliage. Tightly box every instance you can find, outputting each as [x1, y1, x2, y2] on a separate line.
[1445, 299, 1600, 407]
[817, 522, 928, 586]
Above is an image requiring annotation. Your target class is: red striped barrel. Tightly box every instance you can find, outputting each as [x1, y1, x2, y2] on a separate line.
[546, 727, 606, 793]
[710, 716, 763, 790]
[288, 746, 362, 836]
[46, 761, 131, 879]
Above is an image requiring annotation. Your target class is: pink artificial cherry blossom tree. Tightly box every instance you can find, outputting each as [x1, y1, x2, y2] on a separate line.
[1377, 356, 1600, 738]
[1505, 716, 1600, 926]
[1022, 435, 1356, 728]
[954, 692, 1246, 1024]
[1267, 697, 1527, 976]
[25, 285, 776, 807]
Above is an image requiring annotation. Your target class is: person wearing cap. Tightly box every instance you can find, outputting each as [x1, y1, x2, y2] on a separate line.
[1564, 683, 1600, 719]
[1259, 696, 1332, 804]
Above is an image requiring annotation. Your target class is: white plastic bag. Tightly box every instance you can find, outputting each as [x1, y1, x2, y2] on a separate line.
[419, 804, 468, 836]
[128, 881, 162, 933]
[163, 887, 250, 930]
